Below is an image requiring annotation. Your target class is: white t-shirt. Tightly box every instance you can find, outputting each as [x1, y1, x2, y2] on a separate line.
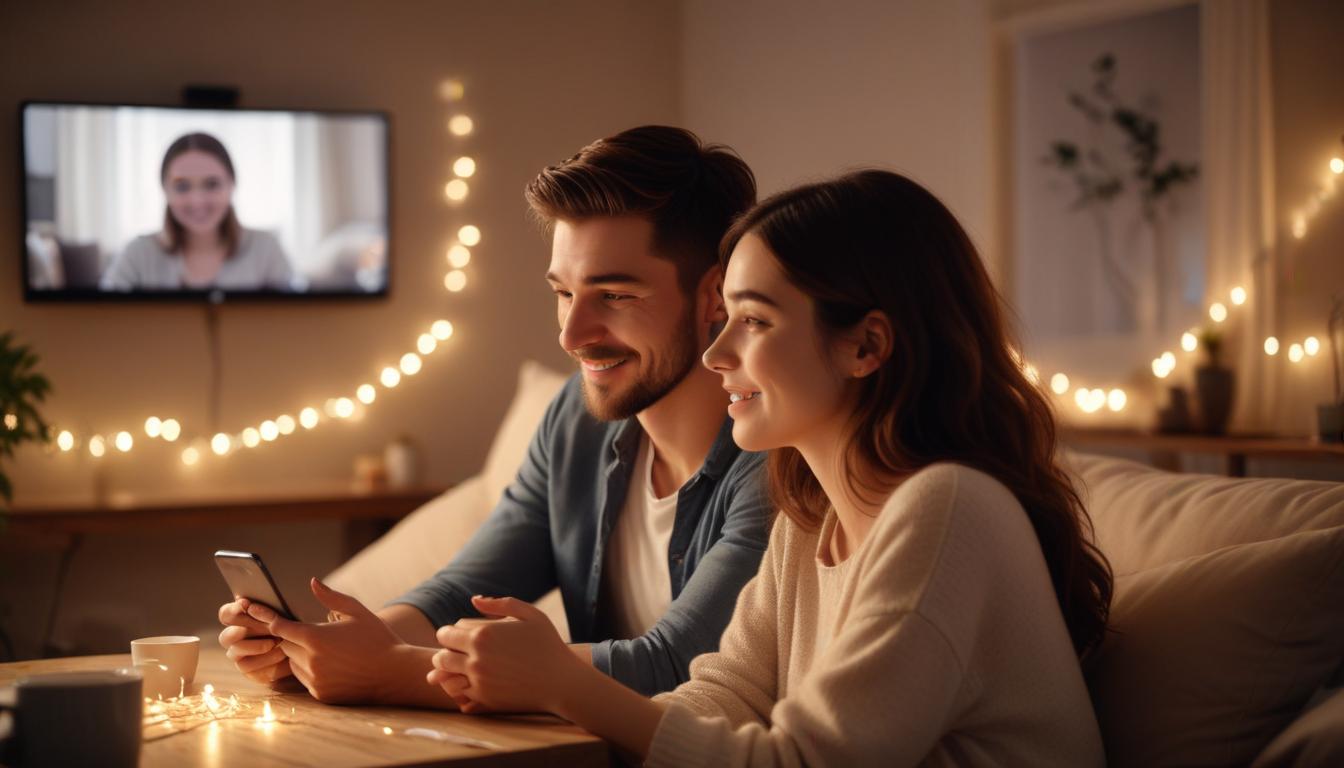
[604, 436, 679, 640]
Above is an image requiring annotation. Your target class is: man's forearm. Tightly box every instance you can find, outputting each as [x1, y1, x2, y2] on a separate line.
[377, 644, 464, 710]
[378, 603, 439, 647]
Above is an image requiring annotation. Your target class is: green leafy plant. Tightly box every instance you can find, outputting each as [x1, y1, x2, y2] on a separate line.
[0, 331, 52, 507]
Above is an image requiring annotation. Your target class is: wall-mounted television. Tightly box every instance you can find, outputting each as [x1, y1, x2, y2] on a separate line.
[20, 101, 390, 302]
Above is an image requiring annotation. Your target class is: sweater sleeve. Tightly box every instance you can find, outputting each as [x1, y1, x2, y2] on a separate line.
[651, 516, 783, 727]
[646, 610, 966, 768]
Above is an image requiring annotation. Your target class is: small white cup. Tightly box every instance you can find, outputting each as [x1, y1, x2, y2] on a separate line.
[130, 635, 200, 699]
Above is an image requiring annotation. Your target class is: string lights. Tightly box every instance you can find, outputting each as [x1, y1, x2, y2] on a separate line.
[43, 78, 479, 467]
[1021, 152, 1341, 415]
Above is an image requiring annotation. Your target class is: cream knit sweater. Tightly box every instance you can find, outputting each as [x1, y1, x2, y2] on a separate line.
[648, 463, 1104, 767]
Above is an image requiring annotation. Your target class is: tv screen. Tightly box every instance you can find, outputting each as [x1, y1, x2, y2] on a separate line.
[21, 101, 390, 301]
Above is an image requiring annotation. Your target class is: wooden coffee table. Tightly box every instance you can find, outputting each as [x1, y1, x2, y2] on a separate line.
[0, 649, 609, 766]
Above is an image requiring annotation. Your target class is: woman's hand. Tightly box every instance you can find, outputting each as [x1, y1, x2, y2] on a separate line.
[428, 595, 582, 714]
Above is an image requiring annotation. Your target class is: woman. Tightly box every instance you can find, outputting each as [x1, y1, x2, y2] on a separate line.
[428, 170, 1112, 766]
[101, 132, 292, 291]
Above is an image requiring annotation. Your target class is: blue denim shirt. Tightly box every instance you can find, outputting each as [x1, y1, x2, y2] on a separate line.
[391, 374, 772, 695]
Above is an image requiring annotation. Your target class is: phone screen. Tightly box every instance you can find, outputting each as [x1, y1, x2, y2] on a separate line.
[214, 550, 297, 620]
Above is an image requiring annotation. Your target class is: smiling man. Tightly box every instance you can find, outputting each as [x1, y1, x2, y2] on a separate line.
[216, 126, 771, 706]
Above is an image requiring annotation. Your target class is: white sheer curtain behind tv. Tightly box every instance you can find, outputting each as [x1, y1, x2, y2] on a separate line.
[26, 104, 385, 283]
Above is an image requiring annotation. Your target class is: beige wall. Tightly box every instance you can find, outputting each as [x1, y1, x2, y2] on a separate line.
[0, 0, 680, 658]
[678, 0, 995, 264]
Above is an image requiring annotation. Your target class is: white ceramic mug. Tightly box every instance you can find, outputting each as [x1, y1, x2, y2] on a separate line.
[130, 635, 200, 699]
[0, 668, 143, 767]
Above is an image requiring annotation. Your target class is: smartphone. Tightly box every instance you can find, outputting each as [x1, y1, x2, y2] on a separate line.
[214, 550, 297, 621]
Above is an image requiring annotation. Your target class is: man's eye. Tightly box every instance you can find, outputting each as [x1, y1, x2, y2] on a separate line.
[603, 293, 632, 302]
[553, 289, 572, 299]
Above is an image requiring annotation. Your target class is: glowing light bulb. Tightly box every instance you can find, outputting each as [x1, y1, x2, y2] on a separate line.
[181, 446, 200, 466]
[89, 435, 106, 457]
[160, 418, 181, 442]
[357, 384, 377, 404]
[1230, 286, 1247, 306]
[276, 414, 297, 435]
[211, 433, 231, 455]
[241, 428, 261, 448]
[400, 353, 423, 375]
[324, 398, 340, 417]
[1304, 336, 1320, 356]
[1208, 303, 1228, 323]
[1074, 388, 1089, 409]
[1332, 157, 1344, 175]
[448, 115, 474, 136]
[114, 431, 133, 452]
[1288, 343, 1305, 363]
[444, 270, 468, 292]
[144, 417, 162, 438]
[1264, 337, 1280, 355]
[1089, 389, 1107, 413]
[1050, 373, 1069, 395]
[453, 156, 476, 178]
[380, 367, 401, 388]
[1152, 358, 1171, 378]
[1181, 332, 1197, 352]
[260, 420, 279, 441]
[334, 398, 355, 418]
[431, 320, 454, 340]
[299, 407, 320, 429]
[1107, 389, 1127, 412]
[457, 225, 481, 246]
[444, 179, 469, 201]
[447, 245, 471, 268]
[417, 334, 437, 355]
[438, 79, 465, 101]
[57, 430, 75, 452]
[1161, 352, 1176, 369]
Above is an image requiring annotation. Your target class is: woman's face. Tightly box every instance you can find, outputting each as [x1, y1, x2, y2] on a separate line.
[703, 233, 855, 453]
[163, 150, 234, 238]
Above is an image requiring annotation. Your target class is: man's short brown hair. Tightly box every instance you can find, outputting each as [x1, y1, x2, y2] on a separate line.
[525, 125, 756, 292]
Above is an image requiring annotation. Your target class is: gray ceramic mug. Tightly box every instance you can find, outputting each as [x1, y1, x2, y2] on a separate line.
[0, 668, 142, 767]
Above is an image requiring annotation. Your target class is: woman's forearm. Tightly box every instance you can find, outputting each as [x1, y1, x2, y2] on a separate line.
[554, 661, 667, 759]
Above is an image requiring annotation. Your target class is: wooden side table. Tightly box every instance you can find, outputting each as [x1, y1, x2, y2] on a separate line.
[1060, 427, 1344, 477]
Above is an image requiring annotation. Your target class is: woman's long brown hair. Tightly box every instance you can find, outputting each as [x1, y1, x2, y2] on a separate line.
[722, 170, 1112, 657]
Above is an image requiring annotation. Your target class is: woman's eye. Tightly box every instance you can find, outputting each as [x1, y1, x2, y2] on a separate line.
[204, 178, 221, 191]
[741, 316, 766, 327]
[172, 181, 190, 194]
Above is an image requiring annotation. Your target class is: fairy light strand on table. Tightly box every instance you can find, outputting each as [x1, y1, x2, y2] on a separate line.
[35, 79, 479, 467]
[1019, 151, 1342, 415]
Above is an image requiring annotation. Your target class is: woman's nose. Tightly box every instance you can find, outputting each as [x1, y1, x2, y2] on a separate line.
[702, 326, 738, 372]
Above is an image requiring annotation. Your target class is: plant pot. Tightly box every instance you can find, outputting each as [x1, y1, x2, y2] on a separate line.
[1195, 364, 1235, 435]
[1319, 403, 1344, 443]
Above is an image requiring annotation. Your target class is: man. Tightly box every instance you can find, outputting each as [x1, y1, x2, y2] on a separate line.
[218, 126, 771, 706]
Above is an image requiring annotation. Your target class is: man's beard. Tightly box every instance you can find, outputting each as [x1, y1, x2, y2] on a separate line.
[578, 305, 700, 422]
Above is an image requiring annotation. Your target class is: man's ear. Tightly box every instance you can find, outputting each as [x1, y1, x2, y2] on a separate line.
[841, 310, 893, 378]
[697, 264, 727, 326]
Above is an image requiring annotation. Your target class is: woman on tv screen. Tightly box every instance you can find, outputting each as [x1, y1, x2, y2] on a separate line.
[100, 132, 293, 291]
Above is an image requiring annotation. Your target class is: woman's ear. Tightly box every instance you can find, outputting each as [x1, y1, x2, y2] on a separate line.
[844, 310, 893, 378]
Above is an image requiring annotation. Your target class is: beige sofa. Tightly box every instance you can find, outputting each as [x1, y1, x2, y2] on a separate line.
[330, 362, 1344, 767]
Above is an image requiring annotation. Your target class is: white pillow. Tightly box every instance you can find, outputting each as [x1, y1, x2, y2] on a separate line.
[481, 361, 569, 505]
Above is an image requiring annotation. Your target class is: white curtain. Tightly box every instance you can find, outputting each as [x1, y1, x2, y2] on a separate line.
[1201, 0, 1279, 432]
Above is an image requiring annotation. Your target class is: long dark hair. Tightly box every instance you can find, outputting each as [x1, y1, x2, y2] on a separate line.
[159, 132, 241, 256]
[721, 169, 1112, 657]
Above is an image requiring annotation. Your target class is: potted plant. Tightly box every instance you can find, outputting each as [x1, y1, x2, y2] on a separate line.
[1196, 327, 1234, 435]
[1, 330, 51, 508]
[1319, 295, 1344, 443]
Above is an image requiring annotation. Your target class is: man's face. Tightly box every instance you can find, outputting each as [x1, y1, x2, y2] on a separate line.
[547, 216, 700, 421]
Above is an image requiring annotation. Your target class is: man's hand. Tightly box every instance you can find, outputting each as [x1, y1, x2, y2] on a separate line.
[218, 598, 294, 687]
[428, 595, 584, 714]
[247, 577, 407, 704]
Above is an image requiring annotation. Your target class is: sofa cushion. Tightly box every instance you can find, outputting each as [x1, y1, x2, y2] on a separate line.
[1086, 526, 1344, 767]
[1252, 686, 1344, 767]
[481, 360, 569, 506]
[1070, 452, 1344, 768]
